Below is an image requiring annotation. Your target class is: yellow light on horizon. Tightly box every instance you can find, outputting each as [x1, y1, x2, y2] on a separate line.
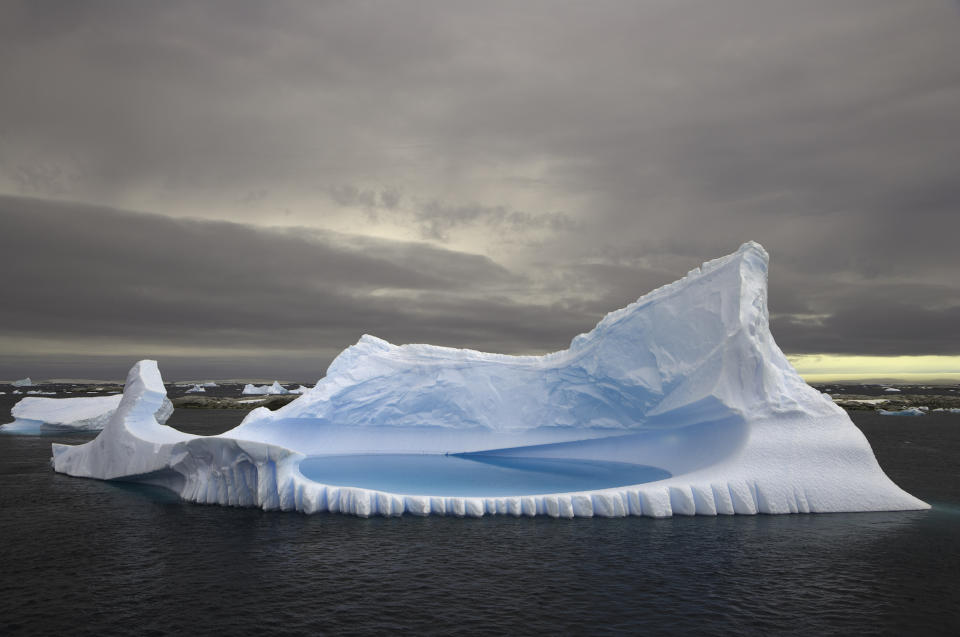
[787, 354, 960, 383]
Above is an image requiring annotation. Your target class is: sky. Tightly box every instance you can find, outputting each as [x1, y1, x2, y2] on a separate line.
[1, 1, 959, 381]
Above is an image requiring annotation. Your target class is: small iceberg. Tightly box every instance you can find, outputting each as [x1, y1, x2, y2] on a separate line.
[185, 384, 206, 394]
[883, 387, 902, 393]
[878, 408, 925, 417]
[241, 382, 310, 395]
[242, 381, 290, 395]
[3, 393, 173, 434]
[12, 377, 33, 387]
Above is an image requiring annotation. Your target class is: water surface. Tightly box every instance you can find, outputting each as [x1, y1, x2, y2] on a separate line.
[1, 394, 958, 635]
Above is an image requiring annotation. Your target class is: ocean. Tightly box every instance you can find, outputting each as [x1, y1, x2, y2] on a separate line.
[1, 390, 958, 635]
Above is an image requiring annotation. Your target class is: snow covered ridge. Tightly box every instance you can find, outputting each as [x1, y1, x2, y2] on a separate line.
[2, 393, 173, 434]
[51, 242, 928, 517]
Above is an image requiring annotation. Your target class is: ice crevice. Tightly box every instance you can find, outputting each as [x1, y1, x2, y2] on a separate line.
[51, 242, 928, 517]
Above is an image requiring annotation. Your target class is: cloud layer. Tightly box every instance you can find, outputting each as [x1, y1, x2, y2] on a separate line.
[1, 1, 959, 378]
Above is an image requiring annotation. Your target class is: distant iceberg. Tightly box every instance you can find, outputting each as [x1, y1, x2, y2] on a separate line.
[241, 382, 310, 395]
[185, 384, 206, 394]
[878, 408, 925, 417]
[12, 377, 33, 387]
[242, 381, 290, 395]
[3, 393, 172, 434]
[51, 242, 928, 517]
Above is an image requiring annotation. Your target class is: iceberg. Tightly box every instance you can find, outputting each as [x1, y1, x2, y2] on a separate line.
[241, 382, 309, 395]
[51, 242, 928, 517]
[4, 393, 173, 434]
[185, 384, 206, 394]
[242, 381, 291, 395]
[878, 408, 925, 417]
[12, 377, 33, 387]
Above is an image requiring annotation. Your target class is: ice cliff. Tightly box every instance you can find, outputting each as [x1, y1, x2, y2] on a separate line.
[51, 242, 928, 517]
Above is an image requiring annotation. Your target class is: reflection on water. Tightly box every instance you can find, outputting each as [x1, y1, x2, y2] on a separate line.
[298, 453, 671, 496]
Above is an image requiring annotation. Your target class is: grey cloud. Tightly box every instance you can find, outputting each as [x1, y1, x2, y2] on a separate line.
[413, 200, 577, 242]
[773, 303, 960, 357]
[325, 185, 577, 241]
[0, 196, 593, 377]
[1, 1, 960, 376]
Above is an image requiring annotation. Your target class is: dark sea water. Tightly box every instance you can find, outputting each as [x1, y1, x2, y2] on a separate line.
[1, 394, 959, 635]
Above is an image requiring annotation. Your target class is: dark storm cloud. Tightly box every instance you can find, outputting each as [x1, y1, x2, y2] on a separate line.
[0, 196, 596, 377]
[1, 1, 959, 377]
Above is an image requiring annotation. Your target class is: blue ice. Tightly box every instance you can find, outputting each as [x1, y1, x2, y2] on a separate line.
[297, 454, 671, 497]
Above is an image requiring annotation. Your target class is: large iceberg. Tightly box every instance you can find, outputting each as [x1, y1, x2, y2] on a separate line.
[51, 242, 928, 517]
[4, 393, 173, 434]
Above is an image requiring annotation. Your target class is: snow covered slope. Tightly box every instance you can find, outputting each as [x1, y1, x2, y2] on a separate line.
[51, 242, 928, 517]
[2, 392, 172, 434]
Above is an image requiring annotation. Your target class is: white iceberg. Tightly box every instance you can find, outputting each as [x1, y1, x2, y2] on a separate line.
[3, 393, 173, 434]
[51, 242, 928, 517]
[883, 387, 901, 393]
[202, 382, 218, 388]
[12, 377, 33, 387]
[242, 381, 291, 395]
[878, 408, 925, 417]
[185, 384, 206, 394]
